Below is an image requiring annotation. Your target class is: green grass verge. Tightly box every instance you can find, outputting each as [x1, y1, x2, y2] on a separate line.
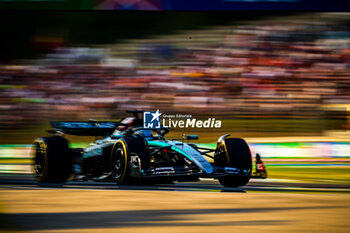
[265, 166, 350, 184]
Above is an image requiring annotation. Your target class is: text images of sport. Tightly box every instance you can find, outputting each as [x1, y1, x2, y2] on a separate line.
[162, 118, 222, 128]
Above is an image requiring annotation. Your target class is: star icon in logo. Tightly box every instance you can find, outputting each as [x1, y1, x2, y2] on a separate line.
[150, 109, 161, 122]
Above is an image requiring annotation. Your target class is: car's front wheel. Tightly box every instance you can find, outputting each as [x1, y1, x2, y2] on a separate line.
[215, 138, 252, 187]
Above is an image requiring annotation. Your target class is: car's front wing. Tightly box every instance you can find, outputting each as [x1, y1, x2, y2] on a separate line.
[130, 164, 267, 179]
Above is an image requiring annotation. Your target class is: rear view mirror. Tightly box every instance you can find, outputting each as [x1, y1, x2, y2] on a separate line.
[186, 135, 198, 140]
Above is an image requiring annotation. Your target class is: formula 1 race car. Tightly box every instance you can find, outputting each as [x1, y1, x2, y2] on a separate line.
[32, 110, 267, 187]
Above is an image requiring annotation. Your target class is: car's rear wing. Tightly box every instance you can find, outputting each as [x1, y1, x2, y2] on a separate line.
[50, 121, 118, 136]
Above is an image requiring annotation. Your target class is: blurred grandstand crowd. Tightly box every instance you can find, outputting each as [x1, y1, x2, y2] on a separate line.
[0, 15, 350, 136]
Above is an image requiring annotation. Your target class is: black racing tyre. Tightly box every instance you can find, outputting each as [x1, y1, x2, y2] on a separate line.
[216, 138, 252, 187]
[32, 136, 72, 183]
[111, 137, 149, 185]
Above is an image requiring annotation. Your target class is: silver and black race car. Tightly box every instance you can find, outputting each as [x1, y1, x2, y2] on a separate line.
[32, 110, 267, 187]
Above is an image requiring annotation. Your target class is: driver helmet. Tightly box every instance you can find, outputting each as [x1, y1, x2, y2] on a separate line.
[117, 117, 142, 131]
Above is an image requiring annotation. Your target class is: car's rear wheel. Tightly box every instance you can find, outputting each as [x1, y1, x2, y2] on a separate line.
[215, 138, 252, 187]
[111, 139, 132, 184]
[32, 136, 72, 183]
[111, 137, 149, 185]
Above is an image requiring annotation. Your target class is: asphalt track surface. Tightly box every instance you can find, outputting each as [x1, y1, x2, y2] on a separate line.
[0, 174, 350, 233]
[0, 174, 350, 193]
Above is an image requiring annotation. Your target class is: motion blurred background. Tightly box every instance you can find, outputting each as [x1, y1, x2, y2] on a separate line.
[0, 12, 349, 183]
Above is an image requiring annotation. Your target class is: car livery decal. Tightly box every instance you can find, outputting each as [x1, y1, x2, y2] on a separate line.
[148, 140, 214, 174]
